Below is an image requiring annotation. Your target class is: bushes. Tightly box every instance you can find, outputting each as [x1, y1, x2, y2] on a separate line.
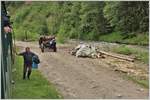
[57, 25, 69, 43]
[57, 33, 67, 44]
[124, 33, 149, 45]
[99, 32, 123, 42]
[14, 28, 39, 41]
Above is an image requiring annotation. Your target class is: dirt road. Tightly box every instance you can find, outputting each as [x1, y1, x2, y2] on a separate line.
[16, 41, 149, 99]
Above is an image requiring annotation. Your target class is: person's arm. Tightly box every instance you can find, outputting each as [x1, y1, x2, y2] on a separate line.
[16, 52, 25, 56]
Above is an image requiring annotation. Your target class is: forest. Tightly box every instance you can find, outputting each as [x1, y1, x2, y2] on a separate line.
[7, 1, 149, 45]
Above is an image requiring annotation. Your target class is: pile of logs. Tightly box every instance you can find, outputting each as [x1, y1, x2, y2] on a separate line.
[70, 44, 134, 62]
[97, 50, 134, 62]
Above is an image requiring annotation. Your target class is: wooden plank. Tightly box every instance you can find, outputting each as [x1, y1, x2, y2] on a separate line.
[98, 50, 134, 62]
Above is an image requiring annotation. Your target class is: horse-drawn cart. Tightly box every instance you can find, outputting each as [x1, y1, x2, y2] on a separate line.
[39, 36, 57, 52]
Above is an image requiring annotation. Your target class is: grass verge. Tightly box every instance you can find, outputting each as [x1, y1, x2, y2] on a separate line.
[99, 32, 148, 46]
[122, 75, 149, 89]
[12, 55, 63, 99]
[112, 45, 149, 64]
[99, 32, 123, 43]
[113, 45, 149, 88]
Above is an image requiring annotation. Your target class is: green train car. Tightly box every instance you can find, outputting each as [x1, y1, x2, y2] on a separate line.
[1, 1, 14, 99]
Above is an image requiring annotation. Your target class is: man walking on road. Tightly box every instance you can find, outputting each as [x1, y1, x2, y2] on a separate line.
[16, 47, 37, 80]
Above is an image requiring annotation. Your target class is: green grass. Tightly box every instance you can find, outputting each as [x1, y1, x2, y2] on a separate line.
[112, 45, 134, 55]
[123, 75, 149, 88]
[99, 32, 149, 46]
[99, 32, 123, 43]
[112, 45, 149, 64]
[135, 52, 149, 64]
[124, 33, 149, 45]
[12, 56, 63, 99]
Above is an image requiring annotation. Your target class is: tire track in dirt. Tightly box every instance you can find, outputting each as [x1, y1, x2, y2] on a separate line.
[16, 41, 149, 99]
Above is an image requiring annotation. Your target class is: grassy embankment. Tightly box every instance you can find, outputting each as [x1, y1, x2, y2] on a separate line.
[99, 32, 149, 88]
[57, 32, 149, 88]
[113, 46, 149, 88]
[112, 45, 148, 64]
[99, 32, 148, 64]
[99, 32, 148, 46]
[12, 55, 63, 99]
[124, 75, 149, 88]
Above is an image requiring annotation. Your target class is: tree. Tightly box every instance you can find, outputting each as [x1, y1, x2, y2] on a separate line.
[79, 1, 111, 40]
[103, 1, 149, 33]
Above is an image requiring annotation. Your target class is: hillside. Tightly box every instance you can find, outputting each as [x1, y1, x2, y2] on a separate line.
[7, 1, 149, 45]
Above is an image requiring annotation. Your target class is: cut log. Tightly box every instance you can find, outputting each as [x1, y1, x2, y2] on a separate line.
[98, 50, 134, 62]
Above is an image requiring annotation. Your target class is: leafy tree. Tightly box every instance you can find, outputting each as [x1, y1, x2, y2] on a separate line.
[103, 1, 149, 33]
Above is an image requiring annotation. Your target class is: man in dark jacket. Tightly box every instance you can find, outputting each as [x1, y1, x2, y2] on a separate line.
[17, 47, 37, 79]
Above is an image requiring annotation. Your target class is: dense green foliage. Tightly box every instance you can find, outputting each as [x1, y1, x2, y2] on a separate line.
[104, 1, 149, 33]
[12, 55, 62, 99]
[7, 1, 148, 44]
